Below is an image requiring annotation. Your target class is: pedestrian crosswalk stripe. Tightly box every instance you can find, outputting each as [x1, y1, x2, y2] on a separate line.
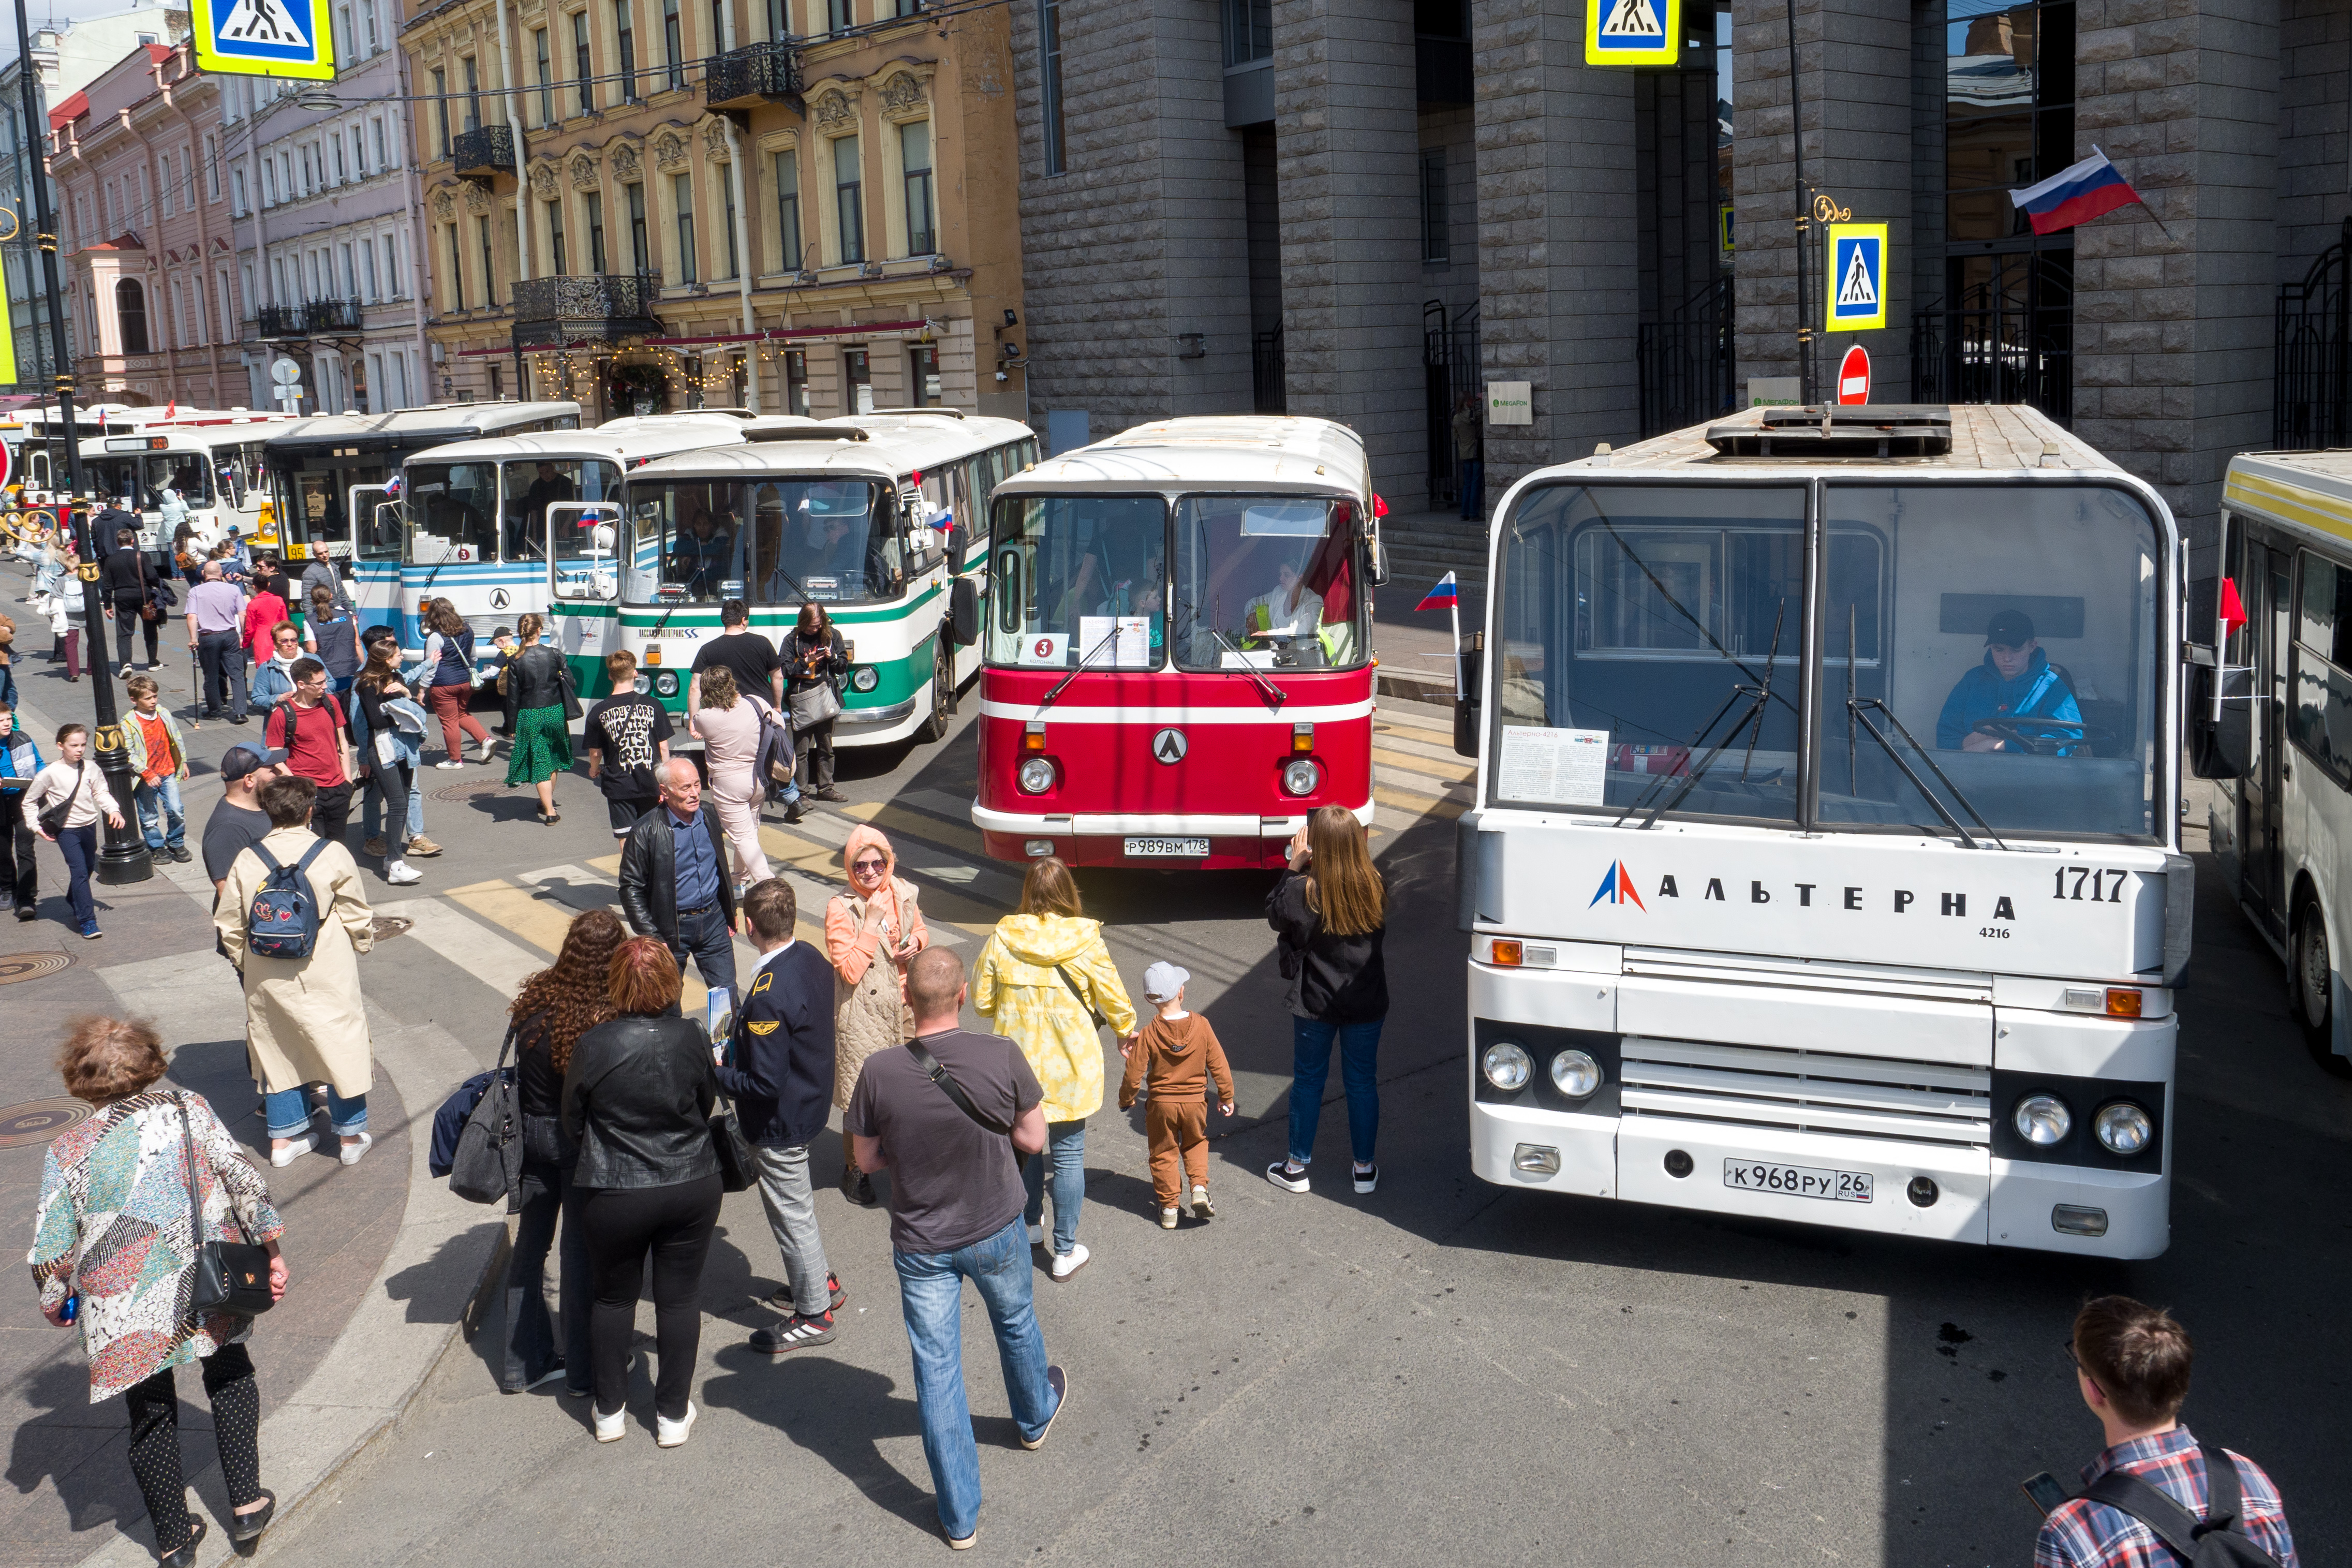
[1374, 745, 1473, 785]
[1375, 700, 1453, 736]
[379, 897, 550, 999]
[1374, 781, 1466, 821]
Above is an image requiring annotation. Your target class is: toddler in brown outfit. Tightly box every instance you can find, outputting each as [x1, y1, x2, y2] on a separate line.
[1117, 961, 1236, 1228]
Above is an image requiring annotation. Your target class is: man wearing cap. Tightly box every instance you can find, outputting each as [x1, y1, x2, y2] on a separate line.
[1936, 609, 2084, 755]
[203, 745, 286, 898]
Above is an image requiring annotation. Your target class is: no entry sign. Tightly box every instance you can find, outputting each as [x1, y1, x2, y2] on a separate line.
[1837, 345, 1871, 406]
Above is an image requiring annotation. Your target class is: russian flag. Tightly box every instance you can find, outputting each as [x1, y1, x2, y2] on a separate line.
[2008, 147, 2143, 235]
[1415, 570, 1458, 612]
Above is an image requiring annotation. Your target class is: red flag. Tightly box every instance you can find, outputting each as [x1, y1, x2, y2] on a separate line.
[2218, 577, 2247, 637]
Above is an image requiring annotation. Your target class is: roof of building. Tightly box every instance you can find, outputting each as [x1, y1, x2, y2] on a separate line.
[1007, 416, 1372, 496]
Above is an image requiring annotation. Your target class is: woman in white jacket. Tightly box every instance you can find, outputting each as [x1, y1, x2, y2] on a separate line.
[20, 723, 125, 939]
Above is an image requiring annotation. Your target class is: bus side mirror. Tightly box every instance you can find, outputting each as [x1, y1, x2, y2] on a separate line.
[950, 576, 980, 648]
[2186, 662, 2254, 780]
[1453, 630, 1482, 759]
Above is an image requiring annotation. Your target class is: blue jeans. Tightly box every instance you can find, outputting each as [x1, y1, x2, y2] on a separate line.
[670, 904, 736, 997]
[1020, 1119, 1086, 1255]
[132, 775, 185, 852]
[1286, 1015, 1383, 1166]
[892, 1216, 1060, 1541]
[362, 762, 426, 839]
[262, 1084, 367, 1140]
[56, 823, 96, 930]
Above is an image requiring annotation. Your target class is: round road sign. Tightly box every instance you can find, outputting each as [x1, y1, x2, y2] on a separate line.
[1837, 345, 1871, 406]
[270, 356, 303, 386]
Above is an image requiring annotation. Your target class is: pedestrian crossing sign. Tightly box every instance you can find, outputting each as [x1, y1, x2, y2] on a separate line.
[1825, 222, 1888, 333]
[1586, 0, 1680, 65]
[192, 0, 337, 79]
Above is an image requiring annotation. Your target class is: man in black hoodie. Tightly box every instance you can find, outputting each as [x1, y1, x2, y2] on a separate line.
[719, 877, 845, 1352]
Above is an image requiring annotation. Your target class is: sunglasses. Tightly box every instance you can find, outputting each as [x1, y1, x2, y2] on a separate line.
[852, 857, 886, 872]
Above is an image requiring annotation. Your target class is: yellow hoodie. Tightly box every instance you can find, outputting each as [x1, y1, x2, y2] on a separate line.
[972, 912, 1137, 1122]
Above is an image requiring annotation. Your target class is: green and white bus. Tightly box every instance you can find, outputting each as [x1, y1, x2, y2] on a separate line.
[550, 411, 1036, 746]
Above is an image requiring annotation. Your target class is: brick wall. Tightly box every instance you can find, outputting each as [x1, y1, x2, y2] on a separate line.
[2277, 0, 2349, 281]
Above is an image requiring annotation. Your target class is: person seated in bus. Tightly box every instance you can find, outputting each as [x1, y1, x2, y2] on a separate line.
[1051, 548, 1110, 628]
[1934, 609, 2083, 755]
[669, 508, 733, 598]
[519, 462, 575, 559]
[1239, 560, 1325, 648]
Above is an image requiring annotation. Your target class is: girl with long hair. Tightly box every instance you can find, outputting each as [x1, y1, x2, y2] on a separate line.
[687, 664, 773, 893]
[502, 908, 626, 1396]
[303, 586, 363, 694]
[781, 602, 848, 801]
[503, 613, 575, 823]
[410, 597, 493, 766]
[352, 641, 423, 885]
[1265, 804, 1389, 1196]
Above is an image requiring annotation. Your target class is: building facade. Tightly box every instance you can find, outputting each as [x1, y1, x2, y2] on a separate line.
[403, 0, 1023, 420]
[1009, 0, 2340, 565]
[48, 41, 242, 409]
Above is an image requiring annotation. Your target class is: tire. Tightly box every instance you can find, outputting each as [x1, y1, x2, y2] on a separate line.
[2292, 900, 2352, 1078]
[917, 638, 954, 743]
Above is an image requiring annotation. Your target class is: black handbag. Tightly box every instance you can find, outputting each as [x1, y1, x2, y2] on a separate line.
[450, 1025, 524, 1207]
[177, 1096, 275, 1320]
[36, 759, 85, 839]
[708, 1093, 756, 1192]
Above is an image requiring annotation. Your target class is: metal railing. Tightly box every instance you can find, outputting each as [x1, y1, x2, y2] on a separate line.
[1423, 298, 1481, 499]
[452, 125, 516, 177]
[1910, 265, 2073, 425]
[705, 40, 803, 107]
[2277, 217, 2352, 451]
[257, 298, 362, 337]
[1636, 275, 1733, 438]
[513, 272, 664, 323]
[1252, 322, 1285, 415]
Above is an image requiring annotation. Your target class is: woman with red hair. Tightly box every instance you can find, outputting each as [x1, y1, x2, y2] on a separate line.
[561, 936, 722, 1447]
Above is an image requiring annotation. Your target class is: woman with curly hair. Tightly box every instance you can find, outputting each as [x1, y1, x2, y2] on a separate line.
[501, 907, 625, 1395]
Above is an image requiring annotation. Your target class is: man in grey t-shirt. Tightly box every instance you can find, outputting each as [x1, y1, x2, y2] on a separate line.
[846, 946, 1066, 1550]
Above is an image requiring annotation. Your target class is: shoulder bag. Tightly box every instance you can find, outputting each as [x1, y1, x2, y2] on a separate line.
[558, 654, 583, 723]
[2076, 1446, 2285, 1568]
[708, 1092, 756, 1192]
[449, 1024, 525, 1207]
[905, 1032, 1016, 1137]
[36, 759, 85, 838]
[177, 1095, 275, 1320]
[1055, 964, 1110, 1031]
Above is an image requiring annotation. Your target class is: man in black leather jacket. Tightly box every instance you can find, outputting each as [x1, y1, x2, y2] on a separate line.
[619, 757, 738, 998]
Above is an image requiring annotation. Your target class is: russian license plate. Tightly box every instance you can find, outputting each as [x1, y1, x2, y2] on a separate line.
[1125, 836, 1209, 857]
[1722, 1159, 1873, 1203]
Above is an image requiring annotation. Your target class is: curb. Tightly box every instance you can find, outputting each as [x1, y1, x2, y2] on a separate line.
[1374, 668, 1455, 710]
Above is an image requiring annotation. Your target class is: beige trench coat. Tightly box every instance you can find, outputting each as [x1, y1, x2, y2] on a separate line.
[213, 825, 376, 1097]
[825, 883, 922, 1111]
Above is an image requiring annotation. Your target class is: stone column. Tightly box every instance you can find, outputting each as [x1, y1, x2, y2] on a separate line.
[1275, 0, 1426, 507]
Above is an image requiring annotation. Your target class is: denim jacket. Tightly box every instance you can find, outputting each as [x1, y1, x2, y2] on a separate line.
[250, 655, 299, 712]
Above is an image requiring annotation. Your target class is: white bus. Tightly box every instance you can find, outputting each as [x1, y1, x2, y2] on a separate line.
[8, 407, 295, 556]
[574, 411, 1033, 738]
[1457, 404, 2191, 1258]
[2202, 449, 2352, 1078]
[397, 413, 751, 665]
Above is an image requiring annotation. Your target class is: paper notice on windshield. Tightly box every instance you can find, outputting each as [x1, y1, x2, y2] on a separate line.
[1497, 726, 1610, 806]
[1078, 616, 1150, 668]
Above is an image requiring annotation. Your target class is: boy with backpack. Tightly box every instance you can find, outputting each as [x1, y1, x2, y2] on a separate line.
[2034, 1295, 2298, 1567]
[213, 774, 380, 1170]
[1115, 962, 1235, 1229]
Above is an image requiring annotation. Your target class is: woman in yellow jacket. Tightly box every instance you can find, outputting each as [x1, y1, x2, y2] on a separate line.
[972, 856, 1135, 1283]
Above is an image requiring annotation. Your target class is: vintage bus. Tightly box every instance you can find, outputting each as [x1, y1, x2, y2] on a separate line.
[397, 413, 752, 663]
[970, 416, 1385, 868]
[2202, 449, 2352, 1079]
[579, 411, 1032, 724]
[9, 406, 292, 554]
[259, 402, 580, 630]
[1456, 405, 2192, 1258]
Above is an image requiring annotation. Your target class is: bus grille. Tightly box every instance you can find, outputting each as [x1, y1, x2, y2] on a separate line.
[1619, 1038, 1993, 1146]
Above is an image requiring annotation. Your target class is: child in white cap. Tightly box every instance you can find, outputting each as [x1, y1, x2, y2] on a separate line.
[1117, 961, 1236, 1228]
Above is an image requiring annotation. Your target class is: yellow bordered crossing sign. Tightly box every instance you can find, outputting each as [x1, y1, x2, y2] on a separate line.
[1586, 0, 1679, 66]
[1825, 221, 1888, 333]
[193, 0, 336, 79]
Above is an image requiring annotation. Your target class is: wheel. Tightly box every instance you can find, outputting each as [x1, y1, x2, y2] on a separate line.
[917, 639, 954, 743]
[2292, 901, 2352, 1078]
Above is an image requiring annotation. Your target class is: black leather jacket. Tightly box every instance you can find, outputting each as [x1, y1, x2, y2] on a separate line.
[508, 642, 571, 712]
[561, 1013, 720, 1189]
[618, 802, 737, 939]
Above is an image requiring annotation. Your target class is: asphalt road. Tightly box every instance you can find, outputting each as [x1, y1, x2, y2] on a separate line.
[173, 689, 2352, 1568]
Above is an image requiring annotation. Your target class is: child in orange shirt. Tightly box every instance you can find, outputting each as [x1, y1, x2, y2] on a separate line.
[1117, 962, 1236, 1229]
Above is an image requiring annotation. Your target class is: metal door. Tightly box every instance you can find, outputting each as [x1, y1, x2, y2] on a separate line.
[2242, 546, 2293, 933]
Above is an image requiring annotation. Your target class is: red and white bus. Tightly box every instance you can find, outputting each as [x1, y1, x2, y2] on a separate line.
[969, 416, 1385, 868]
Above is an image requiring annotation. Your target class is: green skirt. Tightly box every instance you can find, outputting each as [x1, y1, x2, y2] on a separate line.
[507, 704, 573, 786]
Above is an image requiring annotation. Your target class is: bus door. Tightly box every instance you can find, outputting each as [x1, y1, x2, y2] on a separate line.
[346, 484, 394, 563]
[548, 499, 623, 673]
[2242, 543, 2294, 935]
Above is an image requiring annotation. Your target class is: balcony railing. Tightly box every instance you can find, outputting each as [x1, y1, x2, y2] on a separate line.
[512, 272, 665, 347]
[705, 41, 803, 109]
[453, 125, 516, 180]
[257, 298, 363, 337]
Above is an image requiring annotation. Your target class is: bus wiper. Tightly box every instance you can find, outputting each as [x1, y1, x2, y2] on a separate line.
[1039, 619, 1128, 707]
[1204, 624, 1287, 710]
[1845, 698, 2009, 852]
[1613, 681, 1771, 830]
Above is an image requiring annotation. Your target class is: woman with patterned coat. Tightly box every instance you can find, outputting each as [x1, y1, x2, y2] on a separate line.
[27, 1017, 288, 1564]
[823, 824, 927, 1206]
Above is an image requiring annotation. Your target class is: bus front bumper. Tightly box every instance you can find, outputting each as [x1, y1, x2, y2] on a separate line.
[971, 801, 1374, 869]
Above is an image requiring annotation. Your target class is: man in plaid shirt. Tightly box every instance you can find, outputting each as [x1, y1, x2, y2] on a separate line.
[2035, 1296, 2297, 1567]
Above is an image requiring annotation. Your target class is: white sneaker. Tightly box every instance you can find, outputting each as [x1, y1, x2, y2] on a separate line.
[435, 758, 466, 770]
[1026, 1222, 1044, 1247]
[269, 1137, 313, 1167]
[474, 739, 497, 763]
[1049, 1242, 1089, 1283]
[338, 1132, 373, 1166]
[594, 1406, 627, 1442]
[385, 860, 422, 886]
[656, 1401, 697, 1448]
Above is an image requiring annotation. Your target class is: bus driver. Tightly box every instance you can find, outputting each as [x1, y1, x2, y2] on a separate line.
[1241, 559, 1323, 645]
[1934, 608, 2083, 755]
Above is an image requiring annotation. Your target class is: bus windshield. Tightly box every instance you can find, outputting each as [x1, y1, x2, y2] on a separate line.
[1490, 480, 2162, 841]
[83, 452, 215, 509]
[277, 460, 392, 559]
[620, 477, 899, 605]
[405, 462, 499, 563]
[986, 495, 1169, 668]
[1174, 494, 1366, 670]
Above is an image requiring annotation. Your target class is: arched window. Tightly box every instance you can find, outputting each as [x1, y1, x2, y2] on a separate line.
[115, 279, 149, 354]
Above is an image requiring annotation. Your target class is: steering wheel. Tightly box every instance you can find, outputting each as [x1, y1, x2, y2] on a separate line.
[1971, 717, 2086, 757]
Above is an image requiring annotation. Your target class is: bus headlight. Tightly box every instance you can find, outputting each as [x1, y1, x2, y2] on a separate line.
[2093, 1101, 2152, 1156]
[653, 671, 679, 698]
[850, 665, 880, 693]
[1280, 758, 1320, 796]
[1549, 1048, 1601, 1099]
[2013, 1093, 2072, 1147]
[1016, 757, 1056, 795]
[1481, 1041, 1532, 1092]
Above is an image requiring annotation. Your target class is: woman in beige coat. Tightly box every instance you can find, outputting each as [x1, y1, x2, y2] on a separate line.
[824, 823, 927, 1206]
[212, 775, 378, 1170]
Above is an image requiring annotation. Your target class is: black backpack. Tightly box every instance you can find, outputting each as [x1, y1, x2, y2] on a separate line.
[2077, 1445, 2285, 1568]
[245, 839, 330, 960]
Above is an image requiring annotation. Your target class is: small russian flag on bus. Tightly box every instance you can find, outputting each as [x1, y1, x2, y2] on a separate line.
[2008, 147, 2143, 235]
[1415, 571, 1459, 612]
